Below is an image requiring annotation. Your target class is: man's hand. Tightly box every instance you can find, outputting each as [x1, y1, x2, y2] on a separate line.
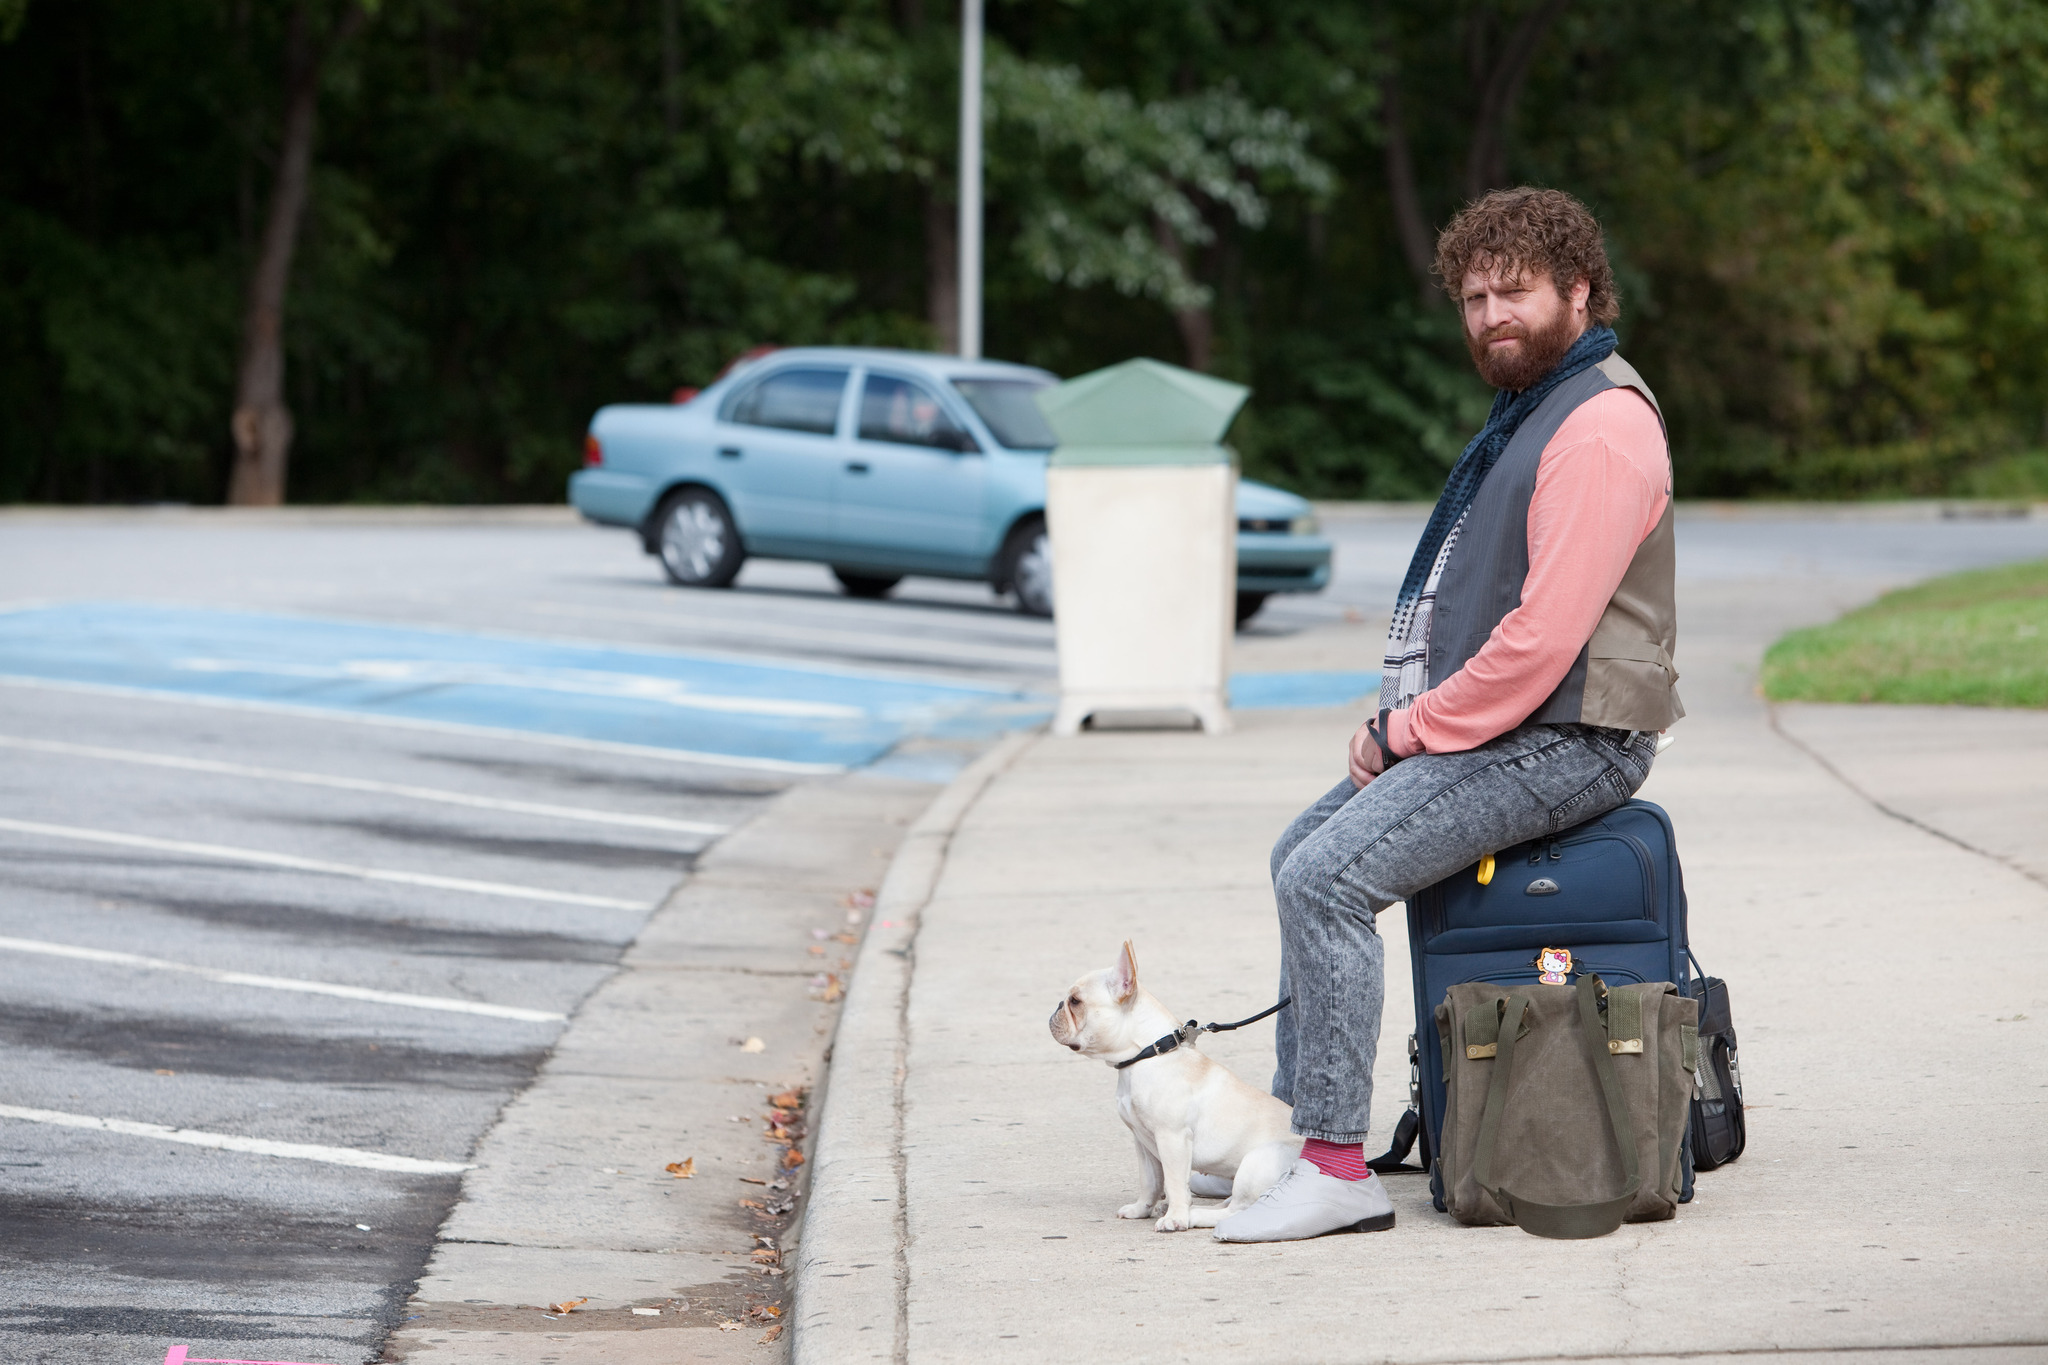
[1347, 719, 1387, 789]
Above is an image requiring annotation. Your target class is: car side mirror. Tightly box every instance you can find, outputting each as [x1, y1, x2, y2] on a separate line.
[947, 429, 982, 454]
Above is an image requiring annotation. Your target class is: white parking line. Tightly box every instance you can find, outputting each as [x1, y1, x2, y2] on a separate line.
[0, 675, 847, 775]
[0, 1104, 473, 1174]
[0, 735, 728, 838]
[525, 600, 1059, 671]
[0, 935, 566, 1022]
[0, 817, 652, 911]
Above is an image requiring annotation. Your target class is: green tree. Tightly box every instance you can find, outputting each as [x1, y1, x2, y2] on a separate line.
[1, 0, 2045, 505]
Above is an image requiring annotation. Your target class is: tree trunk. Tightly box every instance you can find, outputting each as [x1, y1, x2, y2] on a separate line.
[228, 3, 361, 506]
[1379, 72, 1438, 302]
[926, 188, 959, 354]
[1462, 0, 1572, 202]
[1153, 216, 1213, 372]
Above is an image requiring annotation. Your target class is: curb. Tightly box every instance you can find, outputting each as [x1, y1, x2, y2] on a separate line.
[790, 731, 1035, 1365]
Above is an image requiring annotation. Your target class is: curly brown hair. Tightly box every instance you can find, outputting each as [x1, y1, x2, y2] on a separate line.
[1433, 187, 1620, 326]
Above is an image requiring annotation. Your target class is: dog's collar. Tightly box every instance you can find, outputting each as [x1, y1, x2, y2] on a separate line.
[1111, 997, 1291, 1070]
[1112, 1021, 1201, 1069]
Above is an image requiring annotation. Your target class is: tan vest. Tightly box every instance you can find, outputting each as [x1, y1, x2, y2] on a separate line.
[1426, 353, 1684, 732]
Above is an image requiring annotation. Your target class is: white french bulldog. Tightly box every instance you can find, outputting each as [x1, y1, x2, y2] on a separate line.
[1048, 941, 1301, 1232]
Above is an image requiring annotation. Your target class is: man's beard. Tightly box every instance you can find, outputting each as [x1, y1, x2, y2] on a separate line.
[1466, 308, 1580, 391]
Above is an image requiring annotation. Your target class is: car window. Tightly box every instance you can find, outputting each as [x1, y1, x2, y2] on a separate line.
[951, 378, 1057, 450]
[721, 367, 848, 435]
[859, 374, 975, 450]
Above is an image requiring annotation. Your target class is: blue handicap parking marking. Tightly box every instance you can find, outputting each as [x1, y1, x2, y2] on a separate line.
[1228, 670, 1378, 711]
[0, 602, 1041, 771]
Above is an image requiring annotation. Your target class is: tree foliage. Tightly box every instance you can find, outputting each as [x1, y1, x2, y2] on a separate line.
[1, 0, 2044, 503]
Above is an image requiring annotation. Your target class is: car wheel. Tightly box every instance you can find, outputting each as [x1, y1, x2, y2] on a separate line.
[832, 568, 902, 599]
[1002, 519, 1054, 618]
[1234, 592, 1269, 627]
[653, 487, 745, 588]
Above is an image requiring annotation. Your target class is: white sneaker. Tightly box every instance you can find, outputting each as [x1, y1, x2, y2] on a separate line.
[1213, 1159, 1396, 1242]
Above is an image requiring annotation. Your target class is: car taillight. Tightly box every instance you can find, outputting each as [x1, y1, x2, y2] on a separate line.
[583, 433, 603, 468]
[672, 386, 700, 404]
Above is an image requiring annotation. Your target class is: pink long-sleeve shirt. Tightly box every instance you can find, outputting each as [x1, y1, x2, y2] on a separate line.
[1386, 386, 1670, 758]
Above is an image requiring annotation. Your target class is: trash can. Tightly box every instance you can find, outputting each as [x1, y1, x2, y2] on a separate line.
[1035, 358, 1247, 736]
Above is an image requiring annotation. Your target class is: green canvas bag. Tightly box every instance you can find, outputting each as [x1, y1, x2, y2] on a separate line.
[1434, 974, 1700, 1239]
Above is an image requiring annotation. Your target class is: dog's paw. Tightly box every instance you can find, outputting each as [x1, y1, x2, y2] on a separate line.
[1117, 1200, 1166, 1220]
[1154, 1213, 1191, 1233]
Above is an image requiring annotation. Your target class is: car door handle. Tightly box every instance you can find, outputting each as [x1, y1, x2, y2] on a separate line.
[718, 446, 742, 459]
[844, 461, 870, 474]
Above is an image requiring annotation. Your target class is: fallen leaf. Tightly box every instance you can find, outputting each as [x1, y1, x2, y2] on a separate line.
[665, 1158, 696, 1179]
[781, 1148, 806, 1170]
[750, 1304, 783, 1320]
[768, 1089, 805, 1109]
[548, 1298, 588, 1314]
[833, 932, 857, 944]
[819, 981, 844, 1003]
[739, 1037, 765, 1053]
[717, 1320, 742, 1332]
[739, 1176, 768, 1185]
[759, 1325, 784, 1344]
[807, 944, 825, 956]
[763, 1126, 790, 1142]
[750, 1248, 779, 1264]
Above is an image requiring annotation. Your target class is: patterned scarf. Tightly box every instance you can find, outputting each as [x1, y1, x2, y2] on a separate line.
[1379, 324, 1619, 711]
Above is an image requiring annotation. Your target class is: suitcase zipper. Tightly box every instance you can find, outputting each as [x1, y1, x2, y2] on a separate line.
[1465, 963, 1648, 988]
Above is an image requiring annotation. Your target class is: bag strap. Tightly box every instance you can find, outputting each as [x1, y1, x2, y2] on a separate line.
[1366, 1107, 1424, 1174]
[1366, 1034, 1429, 1174]
[1472, 974, 1641, 1239]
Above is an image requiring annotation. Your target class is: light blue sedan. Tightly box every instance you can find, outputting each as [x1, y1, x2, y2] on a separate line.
[568, 346, 1331, 623]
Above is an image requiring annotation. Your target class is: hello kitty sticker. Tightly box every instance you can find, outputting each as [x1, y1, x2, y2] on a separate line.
[1536, 947, 1573, 985]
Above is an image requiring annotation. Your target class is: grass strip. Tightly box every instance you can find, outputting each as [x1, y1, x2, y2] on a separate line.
[1762, 558, 2048, 708]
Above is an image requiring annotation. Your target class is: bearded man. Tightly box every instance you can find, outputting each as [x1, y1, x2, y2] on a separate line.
[1216, 187, 1682, 1243]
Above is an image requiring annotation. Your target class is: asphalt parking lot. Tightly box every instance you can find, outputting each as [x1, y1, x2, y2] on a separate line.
[0, 679, 760, 1363]
[2, 503, 2043, 1365]
[0, 513, 1057, 1365]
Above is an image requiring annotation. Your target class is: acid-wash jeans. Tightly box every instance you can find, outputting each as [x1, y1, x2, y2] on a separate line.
[1268, 722, 1658, 1143]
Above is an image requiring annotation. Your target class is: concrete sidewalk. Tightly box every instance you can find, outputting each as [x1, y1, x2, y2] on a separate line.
[795, 589, 2048, 1359]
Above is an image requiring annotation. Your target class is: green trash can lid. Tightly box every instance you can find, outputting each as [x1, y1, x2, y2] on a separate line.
[1035, 358, 1249, 451]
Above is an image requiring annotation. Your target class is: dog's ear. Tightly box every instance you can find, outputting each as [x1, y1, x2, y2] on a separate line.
[1110, 940, 1139, 1003]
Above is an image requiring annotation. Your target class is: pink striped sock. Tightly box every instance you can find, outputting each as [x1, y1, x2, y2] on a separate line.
[1300, 1138, 1371, 1181]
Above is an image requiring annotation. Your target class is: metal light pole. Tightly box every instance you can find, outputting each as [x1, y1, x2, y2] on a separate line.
[957, 0, 984, 360]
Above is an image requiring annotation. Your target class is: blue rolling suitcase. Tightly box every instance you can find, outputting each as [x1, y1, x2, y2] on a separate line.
[1389, 798, 1695, 1210]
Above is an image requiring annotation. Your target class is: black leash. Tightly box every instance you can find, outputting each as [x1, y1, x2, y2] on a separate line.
[1113, 997, 1291, 1070]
